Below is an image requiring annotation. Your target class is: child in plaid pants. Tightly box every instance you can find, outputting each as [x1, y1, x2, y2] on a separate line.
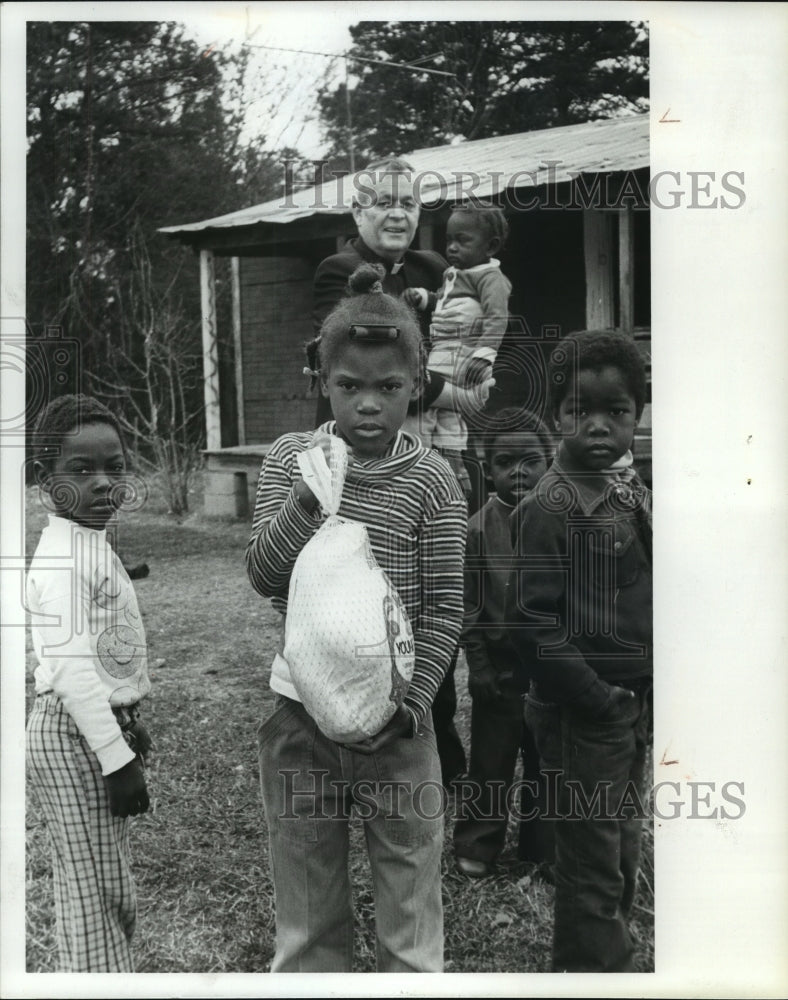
[26, 395, 152, 972]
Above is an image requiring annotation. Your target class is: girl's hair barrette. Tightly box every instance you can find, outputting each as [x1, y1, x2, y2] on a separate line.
[348, 324, 400, 342]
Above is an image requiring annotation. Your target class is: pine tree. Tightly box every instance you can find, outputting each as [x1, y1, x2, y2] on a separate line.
[317, 21, 648, 167]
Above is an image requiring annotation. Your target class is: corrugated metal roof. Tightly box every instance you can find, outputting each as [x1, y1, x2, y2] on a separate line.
[160, 113, 648, 236]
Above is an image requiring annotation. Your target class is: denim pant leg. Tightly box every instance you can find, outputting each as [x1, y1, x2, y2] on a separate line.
[453, 689, 522, 864]
[517, 708, 556, 865]
[525, 691, 648, 973]
[620, 695, 651, 917]
[361, 715, 445, 972]
[258, 697, 354, 973]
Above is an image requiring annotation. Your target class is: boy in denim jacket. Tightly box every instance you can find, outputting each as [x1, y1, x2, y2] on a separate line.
[506, 330, 652, 972]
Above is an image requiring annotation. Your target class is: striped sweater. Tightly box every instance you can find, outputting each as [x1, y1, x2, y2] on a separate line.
[245, 422, 467, 727]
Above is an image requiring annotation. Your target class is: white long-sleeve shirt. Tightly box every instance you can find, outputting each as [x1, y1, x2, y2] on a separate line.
[27, 515, 151, 774]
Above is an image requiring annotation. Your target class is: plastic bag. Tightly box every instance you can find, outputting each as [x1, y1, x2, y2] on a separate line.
[283, 435, 415, 743]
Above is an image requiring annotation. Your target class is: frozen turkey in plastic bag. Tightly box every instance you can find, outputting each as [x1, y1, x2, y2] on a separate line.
[283, 435, 414, 743]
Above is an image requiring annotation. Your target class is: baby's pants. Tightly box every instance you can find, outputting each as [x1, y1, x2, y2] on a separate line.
[26, 694, 136, 972]
[258, 695, 444, 973]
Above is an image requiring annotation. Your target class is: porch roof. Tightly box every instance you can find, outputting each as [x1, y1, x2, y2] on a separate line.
[160, 113, 648, 239]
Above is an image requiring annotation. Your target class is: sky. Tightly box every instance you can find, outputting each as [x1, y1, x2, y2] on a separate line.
[16, 3, 649, 163]
[180, 4, 357, 158]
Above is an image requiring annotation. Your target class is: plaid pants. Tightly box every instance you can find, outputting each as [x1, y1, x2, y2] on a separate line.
[26, 694, 136, 972]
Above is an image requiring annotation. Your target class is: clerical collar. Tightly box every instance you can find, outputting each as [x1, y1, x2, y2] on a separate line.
[354, 237, 405, 275]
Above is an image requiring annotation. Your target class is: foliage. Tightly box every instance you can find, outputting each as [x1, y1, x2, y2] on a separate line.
[25, 21, 284, 471]
[28, 24, 220, 337]
[88, 222, 203, 515]
[318, 21, 649, 166]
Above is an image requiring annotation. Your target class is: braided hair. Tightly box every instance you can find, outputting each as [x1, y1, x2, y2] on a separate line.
[304, 263, 428, 389]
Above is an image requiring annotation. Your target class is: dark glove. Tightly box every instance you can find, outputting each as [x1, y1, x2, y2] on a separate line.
[124, 719, 153, 762]
[104, 757, 149, 817]
[468, 667, 502, 704]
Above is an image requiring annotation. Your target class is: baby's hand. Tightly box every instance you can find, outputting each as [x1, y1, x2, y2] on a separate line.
[429, 377, 496, 413]
[104, 757, 149, 817]
[462, 357, 493, 387]
[476, 376, 496, 407]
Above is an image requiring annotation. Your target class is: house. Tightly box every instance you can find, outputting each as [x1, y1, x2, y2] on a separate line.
[160, 113, 651, 516]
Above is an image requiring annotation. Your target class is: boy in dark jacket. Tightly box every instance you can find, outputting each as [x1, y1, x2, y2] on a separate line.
[454, 408, 555, 878]
[506, 330, 652, 972]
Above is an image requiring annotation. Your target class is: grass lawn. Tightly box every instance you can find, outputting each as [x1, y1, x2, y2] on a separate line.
[24, 472, 654, 974]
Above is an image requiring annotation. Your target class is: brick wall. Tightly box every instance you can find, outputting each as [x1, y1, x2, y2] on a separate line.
[240, 256, 318, 443]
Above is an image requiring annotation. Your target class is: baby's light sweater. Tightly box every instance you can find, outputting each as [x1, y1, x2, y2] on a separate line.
[429, 258, 512, 365]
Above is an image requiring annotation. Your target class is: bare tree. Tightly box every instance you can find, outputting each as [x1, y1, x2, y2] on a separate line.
[90, 222, 204, 515]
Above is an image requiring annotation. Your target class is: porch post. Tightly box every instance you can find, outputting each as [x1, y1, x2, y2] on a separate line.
[618, 205, 635, 334]
[231, 256, 246, 445]
[583, 209, 615, 329]
[200, 248, 221, 451]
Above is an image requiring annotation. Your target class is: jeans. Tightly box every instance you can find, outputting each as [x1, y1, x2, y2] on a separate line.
[258, 695, 444, 973]
[453, 685, 553, 865]
[525, 684, 651, 972]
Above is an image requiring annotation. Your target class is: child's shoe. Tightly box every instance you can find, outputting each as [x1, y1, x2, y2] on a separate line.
[455, 856, 494, 878]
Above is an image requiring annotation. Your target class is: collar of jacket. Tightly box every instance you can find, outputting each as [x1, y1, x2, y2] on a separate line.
[540, 443, 642, 516]
[448, 258, 502, 278]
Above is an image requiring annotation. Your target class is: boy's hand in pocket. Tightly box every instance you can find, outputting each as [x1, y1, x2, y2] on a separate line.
[469, 667, 502, 703]
[600, 684, 636, 722]
[104, 757, 150, 817]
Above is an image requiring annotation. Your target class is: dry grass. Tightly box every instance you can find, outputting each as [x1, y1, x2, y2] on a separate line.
[24, 474, 654, 974]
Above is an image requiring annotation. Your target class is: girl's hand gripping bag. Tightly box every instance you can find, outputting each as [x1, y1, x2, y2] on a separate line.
[283, 436, 415, 743]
